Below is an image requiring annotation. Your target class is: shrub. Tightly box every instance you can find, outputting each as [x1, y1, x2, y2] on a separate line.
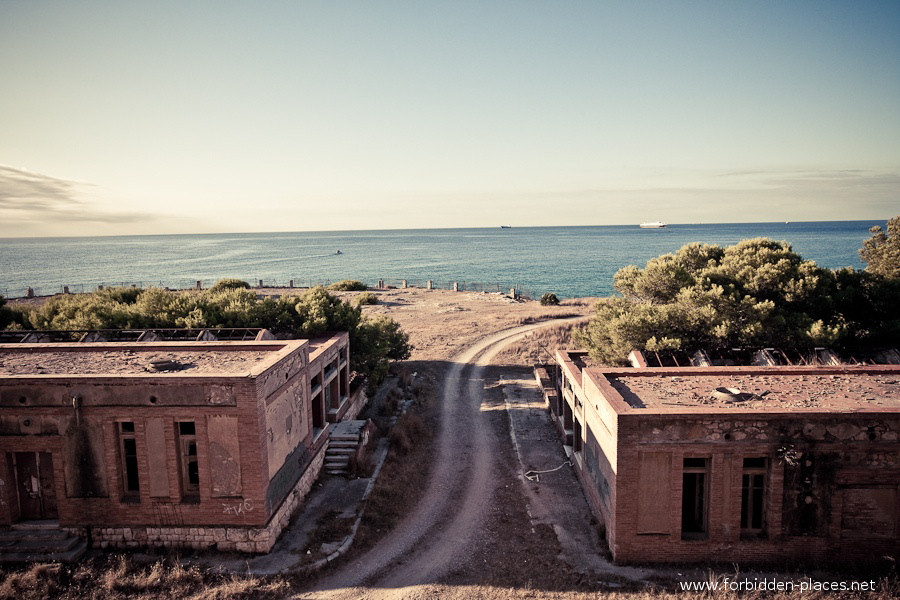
[209, 278, 251, 291]
[0, 295, 15, 329]
[95, 286, 143, 304]
[328, 280, 368, 291]
[860, 215, 900, 278]
[354, 291, 379, 306]
[577, 237, 900, 364]
[540, 292, 560, 306]
[16, 284, 410, 388]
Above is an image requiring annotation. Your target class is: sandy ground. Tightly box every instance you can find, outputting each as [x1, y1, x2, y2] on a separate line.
[302, 322, 609, 600]
[345, 287, 594, 362]
[293, 290, 655, 599]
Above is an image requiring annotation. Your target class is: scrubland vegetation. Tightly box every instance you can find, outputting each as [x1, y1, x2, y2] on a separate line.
[859, 215, 900, 278]
[327, 279, 368, 291]
[353, 291, 379, 306]
[2, 284, 409, 389]
[539, 292, 560, 306]
[577, 233, 900, 365]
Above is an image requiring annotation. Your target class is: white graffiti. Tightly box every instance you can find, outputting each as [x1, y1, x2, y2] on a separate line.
[222, 499, 254, 515]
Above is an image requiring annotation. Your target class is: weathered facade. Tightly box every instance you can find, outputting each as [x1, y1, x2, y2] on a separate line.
[0, 333, 355, 553]
[538, 350, 900, 565]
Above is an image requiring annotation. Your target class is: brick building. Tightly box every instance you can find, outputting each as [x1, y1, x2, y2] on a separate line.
[536, 350, 900, 565]
[0, 332, 359, 553]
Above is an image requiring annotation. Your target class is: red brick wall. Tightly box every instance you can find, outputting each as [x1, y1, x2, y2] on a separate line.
[610, 414, 899, 564]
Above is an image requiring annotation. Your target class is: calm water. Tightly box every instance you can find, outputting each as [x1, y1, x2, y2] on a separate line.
[0, 221, 885, 299]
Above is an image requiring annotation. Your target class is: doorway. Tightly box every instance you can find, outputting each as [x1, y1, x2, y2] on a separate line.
[11, 452, 58, 521]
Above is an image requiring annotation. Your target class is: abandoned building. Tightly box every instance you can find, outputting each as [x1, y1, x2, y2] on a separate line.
[0, 330, 363, 557]
[535, 349, 900, 565]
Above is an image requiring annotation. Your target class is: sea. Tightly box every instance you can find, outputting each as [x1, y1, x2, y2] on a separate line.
[0, 220, 886, 300]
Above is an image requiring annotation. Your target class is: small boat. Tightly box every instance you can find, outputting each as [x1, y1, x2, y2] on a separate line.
[639, 221, 667, 228]
[500, 225, 511, 229]
[335, 250, 343, 255]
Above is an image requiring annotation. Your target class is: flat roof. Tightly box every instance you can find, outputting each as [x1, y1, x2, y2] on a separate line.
[0, 341, 303, 376]
[602, 367, 900, 412]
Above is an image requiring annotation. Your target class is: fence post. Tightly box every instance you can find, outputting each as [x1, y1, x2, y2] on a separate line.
[289, 279, 294, 288]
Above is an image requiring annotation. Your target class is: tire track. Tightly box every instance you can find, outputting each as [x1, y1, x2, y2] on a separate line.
[303, 319, 582, 599]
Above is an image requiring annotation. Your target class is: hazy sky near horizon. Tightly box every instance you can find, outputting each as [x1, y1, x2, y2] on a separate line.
[1, 1, 899, 237]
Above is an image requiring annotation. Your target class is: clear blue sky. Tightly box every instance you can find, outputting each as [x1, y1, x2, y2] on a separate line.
[1, 1, 898, 237]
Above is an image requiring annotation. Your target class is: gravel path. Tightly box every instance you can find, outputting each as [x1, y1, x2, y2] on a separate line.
[302, 319, 582, 599]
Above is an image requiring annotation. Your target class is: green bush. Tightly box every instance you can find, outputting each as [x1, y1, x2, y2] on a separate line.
[860, 215, 900, 278]
[576, 237, 900, 364]
[209, 278, 251, 291]
[540, 292, 560, 306]
[0, 295, 15, 329]
[15, 285, 410, 388]
[96, 286, 143, 304]
[328, 280, 368, 291]
[354, 292, 379, 306]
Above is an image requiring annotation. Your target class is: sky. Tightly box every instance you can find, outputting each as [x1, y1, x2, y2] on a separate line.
[1, 1, 899, 237]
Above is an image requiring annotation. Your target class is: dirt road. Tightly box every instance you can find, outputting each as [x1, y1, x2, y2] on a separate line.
[303, 319, 583, 599]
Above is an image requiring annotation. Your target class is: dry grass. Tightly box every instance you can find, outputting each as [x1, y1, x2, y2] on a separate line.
[0, 555, 291, 600]
[495, 321, 583, 366]
[350, 367, 438, 553]
[384, 577, 900, 599]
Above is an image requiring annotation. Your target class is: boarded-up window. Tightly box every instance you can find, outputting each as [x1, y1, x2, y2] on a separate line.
[584, 425, 612, 516]
[637, 452, 671, 534]
[841, 488, 897, 538]
[207, 416, 242, 497]
[145, 418, 170, 498]
[63, 418, 108, 498]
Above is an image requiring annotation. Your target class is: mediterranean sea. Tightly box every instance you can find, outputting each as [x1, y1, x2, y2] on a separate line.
[0, 220, 886, 299]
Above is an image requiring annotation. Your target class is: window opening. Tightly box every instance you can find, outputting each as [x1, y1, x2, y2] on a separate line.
[741, 457, 767, 535]
[118, 422, 140, 498]
[681, 457, 709, 539]
[177, 421, 199, 498]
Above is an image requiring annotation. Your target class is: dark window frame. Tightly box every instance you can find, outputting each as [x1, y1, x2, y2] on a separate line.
[177, 421, 200, 500]
[741, 457, 768, 537]
[117, 421, 140, 500]
[681, 457, 709, 540]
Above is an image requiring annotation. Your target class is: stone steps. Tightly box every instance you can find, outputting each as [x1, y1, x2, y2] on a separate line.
[0, 522, 87, 563]
[324, 420, 369, 476]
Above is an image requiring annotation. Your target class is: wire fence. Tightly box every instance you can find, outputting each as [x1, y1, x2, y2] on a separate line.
[2, 278, 541, 302]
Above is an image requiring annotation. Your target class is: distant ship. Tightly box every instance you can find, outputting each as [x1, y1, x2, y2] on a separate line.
[639, 221, 667, 228]
[500, 225, 512, 229]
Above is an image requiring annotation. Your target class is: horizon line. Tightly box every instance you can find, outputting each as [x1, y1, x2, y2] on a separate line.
[0, 218, 889, 242]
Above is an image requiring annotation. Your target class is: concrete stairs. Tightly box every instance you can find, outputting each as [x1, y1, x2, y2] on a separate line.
[0, 521, 87, 563]
[324, 421, 367, 476]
